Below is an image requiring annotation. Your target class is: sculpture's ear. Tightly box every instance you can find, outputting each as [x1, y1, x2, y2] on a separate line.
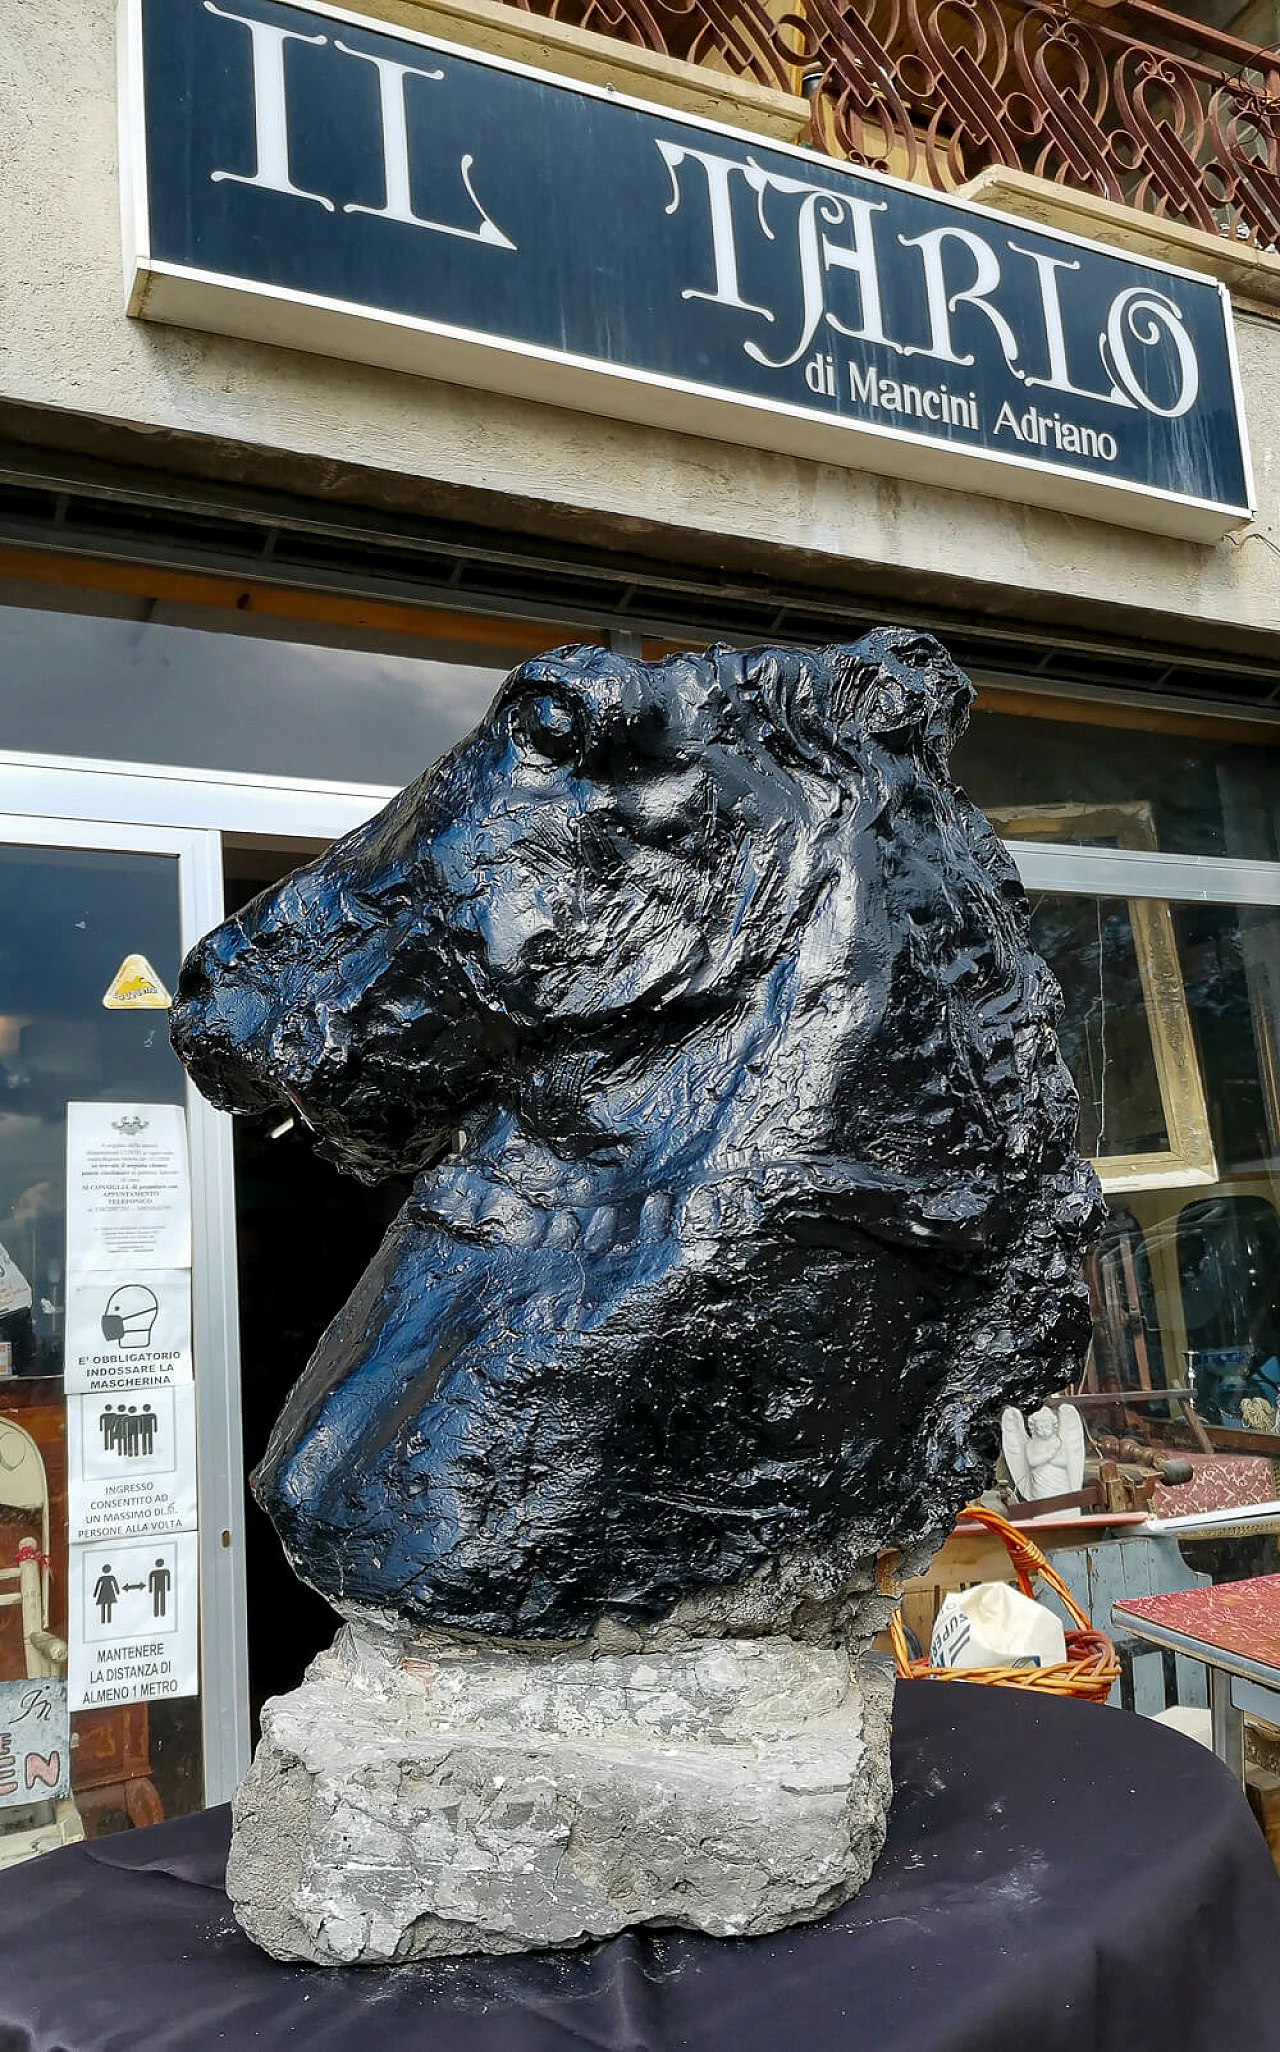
[739, 631, 973, 776]
[839, 629, 974, 764]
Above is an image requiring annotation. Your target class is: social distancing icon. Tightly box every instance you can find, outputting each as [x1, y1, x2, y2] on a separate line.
[90, 1556, 172, 1626]
[80, 1538, 180, 1642]
[68, 1532, 199, 1711]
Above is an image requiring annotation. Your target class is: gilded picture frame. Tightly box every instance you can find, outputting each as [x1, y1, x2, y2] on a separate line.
[991, 800, 1218, 1194]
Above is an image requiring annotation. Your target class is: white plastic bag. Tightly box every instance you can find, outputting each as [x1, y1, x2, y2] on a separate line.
[929, 1582, 1067, 1671]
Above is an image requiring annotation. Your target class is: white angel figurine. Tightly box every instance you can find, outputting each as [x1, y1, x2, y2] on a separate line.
[1001, 1403, 1086, 1507]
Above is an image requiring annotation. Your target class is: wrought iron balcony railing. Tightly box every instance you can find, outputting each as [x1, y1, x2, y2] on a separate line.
[509, 0, 1280, 252]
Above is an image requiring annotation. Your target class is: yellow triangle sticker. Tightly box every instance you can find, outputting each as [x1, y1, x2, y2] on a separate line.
[102, 953, 172, 1011]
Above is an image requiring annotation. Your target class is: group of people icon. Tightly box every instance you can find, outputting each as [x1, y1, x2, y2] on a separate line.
[98, 1403, 157, 1459]
[92, 1558, 172, 1625]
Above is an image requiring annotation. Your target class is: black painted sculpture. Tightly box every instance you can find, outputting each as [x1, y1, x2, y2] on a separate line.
[171, 632, 1104, 1642]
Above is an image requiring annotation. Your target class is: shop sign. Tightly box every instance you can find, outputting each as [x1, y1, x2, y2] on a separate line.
[122, 0, 1253, 541]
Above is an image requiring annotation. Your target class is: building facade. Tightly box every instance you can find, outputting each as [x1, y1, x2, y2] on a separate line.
[3, 0, 1280, 1834]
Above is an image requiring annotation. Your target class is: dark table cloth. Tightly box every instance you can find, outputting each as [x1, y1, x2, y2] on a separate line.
[3, 1681, 1280, 2052]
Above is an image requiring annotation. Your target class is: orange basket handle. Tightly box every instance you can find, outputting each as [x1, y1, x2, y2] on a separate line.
[888, 1606, 914, 1674]
[889, 1500, 1091, 1676]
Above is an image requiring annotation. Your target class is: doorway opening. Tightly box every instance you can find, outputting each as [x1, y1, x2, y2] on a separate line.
[222, 842, 410, 1731]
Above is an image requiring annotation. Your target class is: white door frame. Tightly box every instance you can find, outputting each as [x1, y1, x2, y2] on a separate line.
[0, 748, 396, 842]
[0, 811, 248, 1804]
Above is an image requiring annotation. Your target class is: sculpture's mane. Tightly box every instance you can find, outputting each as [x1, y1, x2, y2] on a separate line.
[723, 639, 1101, 1519]
[423, 632, 1101, 1529]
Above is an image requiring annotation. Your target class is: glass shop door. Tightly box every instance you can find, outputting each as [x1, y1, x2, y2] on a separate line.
[0, 815, 245, 1864]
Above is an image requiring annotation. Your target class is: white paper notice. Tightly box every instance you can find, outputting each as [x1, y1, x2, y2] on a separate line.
[68, 1532, 198, 1710]
[67, 1384, 197, 1544]
[65, 1103, 191, 1274]
[63, 1268, 192, 1393]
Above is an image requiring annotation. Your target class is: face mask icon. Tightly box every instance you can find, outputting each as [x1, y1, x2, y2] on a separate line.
[102, 1284, 159, 1350]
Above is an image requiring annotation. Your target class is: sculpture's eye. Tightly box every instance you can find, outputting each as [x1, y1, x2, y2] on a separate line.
[896, 637, 938, 671]
[513, 693, 579, 766]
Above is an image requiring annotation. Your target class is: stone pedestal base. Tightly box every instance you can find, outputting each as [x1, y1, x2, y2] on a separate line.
[227, 1621, 895, 1964]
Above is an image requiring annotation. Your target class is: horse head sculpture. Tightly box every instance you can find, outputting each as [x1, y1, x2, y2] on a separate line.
[171, 631, 1103, 1640]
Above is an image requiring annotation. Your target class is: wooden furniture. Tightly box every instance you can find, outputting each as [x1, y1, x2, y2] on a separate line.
[72, 1705, 164, 1832]
[1113, 1574, 1280, 1784]
[894, 1508, 1148, 1660]
[889, 1503, 1119, 1702]
[0, 1420, 84, 1865]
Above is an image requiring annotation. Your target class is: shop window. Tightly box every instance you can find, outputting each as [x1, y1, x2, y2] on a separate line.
[1176, 1197, 1280, 1428]
[0, 591, 528, 787]
[1026, 887, 1219, 1190]
[1028, 890, 1280, 1511]
[958, 706, 1280, 861]
[8, 552, 1280, 1713]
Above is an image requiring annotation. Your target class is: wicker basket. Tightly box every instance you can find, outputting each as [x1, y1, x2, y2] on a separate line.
[889, 1501, 1120, 1703]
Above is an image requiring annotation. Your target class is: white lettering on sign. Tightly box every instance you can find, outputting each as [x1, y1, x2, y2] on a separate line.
[205, 2, 334, 210]
[1104, 288, 1200, 419]
[848, 363, 979, 430]
[657, 140, 775, 322]
[991, 401, 1119, 462]
[656, 138, 1202, 422]
[333, 41, 515, 246]
[205, 1, 515, 250]
[1006, 242, 1120, 407]
[658, 143, 897, 367]
[897, 225, 1022, 373]
[744, 181, 895, 371]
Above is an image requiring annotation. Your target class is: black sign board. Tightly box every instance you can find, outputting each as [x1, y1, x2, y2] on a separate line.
[123, 0, 1254, 540]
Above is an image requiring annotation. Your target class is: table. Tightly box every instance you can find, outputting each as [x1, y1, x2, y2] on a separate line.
[1114, 1573, 1280, 1783]
[2, 1682, 1280, 2052]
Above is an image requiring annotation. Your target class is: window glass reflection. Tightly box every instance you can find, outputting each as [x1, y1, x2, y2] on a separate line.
[958, 708, 1280, 859]
[1030, 892, 1280, 1506]
[0, 601, 511, 786]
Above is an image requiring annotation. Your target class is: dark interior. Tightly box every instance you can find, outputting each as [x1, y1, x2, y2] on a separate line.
[224, 856, 409, 1730]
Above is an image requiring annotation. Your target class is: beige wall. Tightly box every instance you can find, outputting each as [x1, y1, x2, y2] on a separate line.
[3, 0, 1280, 659]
